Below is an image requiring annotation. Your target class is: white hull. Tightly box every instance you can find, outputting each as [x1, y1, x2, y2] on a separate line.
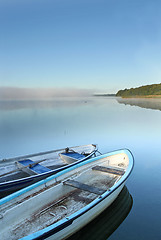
[0, 149, 134, 240]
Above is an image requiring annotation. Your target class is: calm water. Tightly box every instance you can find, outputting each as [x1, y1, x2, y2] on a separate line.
[1, 97, 161, 239]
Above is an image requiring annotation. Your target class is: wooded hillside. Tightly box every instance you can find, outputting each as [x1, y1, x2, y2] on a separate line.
[116, 83, 161, 97]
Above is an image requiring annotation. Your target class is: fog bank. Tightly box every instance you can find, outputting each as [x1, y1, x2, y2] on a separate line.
[0, 87, 95, 100]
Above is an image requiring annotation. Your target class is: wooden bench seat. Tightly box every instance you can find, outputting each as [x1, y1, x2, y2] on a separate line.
[92, 165, 125, 176]
[63, 179, 105, 195]
[60, 152, 85, 160]
[17, 159, 51, 175]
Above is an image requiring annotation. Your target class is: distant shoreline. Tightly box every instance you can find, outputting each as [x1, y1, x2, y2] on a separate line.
[93, 94, 116, 97]
[116, 83, 161, 98]
[120, 95, 161, 99]
[93, 94, 161, 98]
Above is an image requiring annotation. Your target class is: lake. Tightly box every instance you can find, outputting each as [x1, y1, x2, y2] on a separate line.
[1, 96, 161, 239]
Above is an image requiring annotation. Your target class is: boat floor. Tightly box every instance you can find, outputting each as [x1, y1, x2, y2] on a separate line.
[11, 174, 118, 239]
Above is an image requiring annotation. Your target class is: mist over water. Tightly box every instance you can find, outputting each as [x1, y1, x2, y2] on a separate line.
[1, 96, 161, 239]
[117, 97, 161, 111]
[0, 87, 95, 100]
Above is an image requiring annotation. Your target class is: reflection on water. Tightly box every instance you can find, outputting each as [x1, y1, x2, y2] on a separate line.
[0, 97, 119, 159]
[68, 186, 133, 240]
[0, 98, 93, 111]
[117, 97, 161, 111]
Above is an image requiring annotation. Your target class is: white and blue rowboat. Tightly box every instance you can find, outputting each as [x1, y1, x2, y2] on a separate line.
[0, 144, 97, 194]
[0, 149, 134, 240]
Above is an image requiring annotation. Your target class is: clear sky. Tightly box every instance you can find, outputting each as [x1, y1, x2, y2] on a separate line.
[0, 0, 161, 94]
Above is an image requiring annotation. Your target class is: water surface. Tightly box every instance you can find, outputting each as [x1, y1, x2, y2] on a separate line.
[1, 97, 161, 239]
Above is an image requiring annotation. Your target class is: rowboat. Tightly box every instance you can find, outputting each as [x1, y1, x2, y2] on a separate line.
[0, 144, 97, 195]
[0, 149, 134, 240]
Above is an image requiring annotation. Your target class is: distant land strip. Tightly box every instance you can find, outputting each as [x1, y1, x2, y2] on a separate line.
[116, 83, 161, 98]
[93, 94, 116, 97]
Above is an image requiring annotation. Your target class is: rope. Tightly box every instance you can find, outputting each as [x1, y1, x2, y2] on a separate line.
[96, 150, 103, 155]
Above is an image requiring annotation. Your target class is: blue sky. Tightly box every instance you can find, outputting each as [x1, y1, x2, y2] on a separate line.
[0, 0, 161, 94]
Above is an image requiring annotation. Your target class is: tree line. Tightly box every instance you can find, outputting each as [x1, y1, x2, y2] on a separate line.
[116, 83, 161, 97]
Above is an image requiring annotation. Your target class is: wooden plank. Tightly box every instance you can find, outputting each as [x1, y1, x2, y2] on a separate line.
[63, 179, 105, 195]
[92, 165, 125, 176]
[17, 160, 51, 175]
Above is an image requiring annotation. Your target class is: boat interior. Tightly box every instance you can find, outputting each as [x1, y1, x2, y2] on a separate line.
[0, 155, 67, 184]
[0, 153, 129, 240]
[0, 145, 96, 184]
